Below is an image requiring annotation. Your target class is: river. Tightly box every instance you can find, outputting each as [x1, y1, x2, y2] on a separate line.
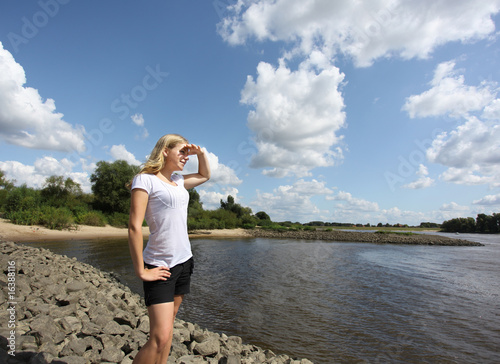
[21, 232, 500, 363]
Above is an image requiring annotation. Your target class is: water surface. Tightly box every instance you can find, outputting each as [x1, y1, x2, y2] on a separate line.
[22, 234, 500, 363]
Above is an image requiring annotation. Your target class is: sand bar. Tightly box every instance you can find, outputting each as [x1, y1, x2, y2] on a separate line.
[0, 218, 252, 242]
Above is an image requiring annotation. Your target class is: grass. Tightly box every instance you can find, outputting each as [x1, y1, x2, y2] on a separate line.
[374, 230, 417, 236]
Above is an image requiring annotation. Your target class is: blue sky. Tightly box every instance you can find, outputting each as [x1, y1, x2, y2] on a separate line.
[1, 0, 500, 225]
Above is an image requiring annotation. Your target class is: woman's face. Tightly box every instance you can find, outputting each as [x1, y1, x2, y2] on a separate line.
[164, 143, 189, 171]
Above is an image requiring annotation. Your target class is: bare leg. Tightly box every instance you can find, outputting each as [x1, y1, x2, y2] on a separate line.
[158, 295, 184, 363]
[133, 295, 184, 364]
[132, 302, 175, 364]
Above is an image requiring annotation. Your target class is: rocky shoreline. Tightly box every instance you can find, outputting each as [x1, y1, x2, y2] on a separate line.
[249, 229, 484, 246]
[0, 241, 313, 364]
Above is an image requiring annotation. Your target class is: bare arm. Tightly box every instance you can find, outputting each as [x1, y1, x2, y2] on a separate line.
[128, 188, 170, 281]
[183, 144, 211, 190]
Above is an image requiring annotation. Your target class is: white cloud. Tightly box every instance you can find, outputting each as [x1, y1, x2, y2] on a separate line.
[131, 113, 149, 140]
[0, 42, 86, 152]
[328, 190, 380, 212]
[473, 194, 500, 205]
[241, 57, 346, 177]
[483, 99, 500, 120]
[440, 202, 469, 212]
[401, 61, 500, 188]
[402, 61, 497, 119]
[183, 150, 242, 189]
[218, 0, 500, 67]
[109, 144, 141, 165]
[251, 179, 334, 221]
[403, 164, 434, 189]
[427, 117, 500, 186]
[131, 113, 144, 126]
[0, 157, 91, 192]
[199, 187, 240, 210]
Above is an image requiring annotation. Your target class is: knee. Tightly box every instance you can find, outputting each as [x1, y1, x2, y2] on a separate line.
[151, 331, 172, 352]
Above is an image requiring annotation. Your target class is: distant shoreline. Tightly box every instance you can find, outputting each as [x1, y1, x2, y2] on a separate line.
[249, 228, 484, 246]
[0, 218, 483, 246]
[0, 218, 252, 242]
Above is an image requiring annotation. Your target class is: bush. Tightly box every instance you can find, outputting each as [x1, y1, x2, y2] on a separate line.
[7, 208, 42, 226]
[5, 185, 40, 213]
[108, 212, 129, 228]
[77, 211, 107, 226]
[39, 206, 75, 230]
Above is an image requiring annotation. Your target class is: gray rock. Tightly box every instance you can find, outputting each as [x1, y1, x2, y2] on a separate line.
[88, 305, 113, 327]
[102, 320, 126, 335]
[57, 356, 89, 364]
[114, 308, 137, 328]
[58, 315, 83, 334]
[60, 337, 88, 357]
[194, 338, 221, 357]
[29, 351, 56, 364]
[100, 346, 125, 363]
[177, 355, 207, 364]
[137, 315, 149, 333]
[29, 315, 65, 345]
[221, 354, 242, 364]
[81, 321, 101, 336]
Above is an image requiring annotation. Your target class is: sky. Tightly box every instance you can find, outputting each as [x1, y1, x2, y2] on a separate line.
[1, 0, 500, 226]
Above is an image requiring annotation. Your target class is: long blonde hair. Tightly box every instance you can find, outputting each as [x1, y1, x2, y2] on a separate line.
[127, 134, 188, 189]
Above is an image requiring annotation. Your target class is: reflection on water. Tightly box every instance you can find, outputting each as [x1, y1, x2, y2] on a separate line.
[21, 234, 500, 364]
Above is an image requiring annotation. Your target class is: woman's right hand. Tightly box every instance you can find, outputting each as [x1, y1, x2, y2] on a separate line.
[140, 266, 171, 281]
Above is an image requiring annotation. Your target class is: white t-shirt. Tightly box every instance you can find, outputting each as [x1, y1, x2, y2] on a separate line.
[131, 173, 192, 268]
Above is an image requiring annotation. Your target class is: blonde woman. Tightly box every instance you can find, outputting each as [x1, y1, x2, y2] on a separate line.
[128, 134, 210, 363]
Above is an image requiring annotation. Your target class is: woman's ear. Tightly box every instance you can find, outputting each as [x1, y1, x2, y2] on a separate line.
[163, 148, 168, 158]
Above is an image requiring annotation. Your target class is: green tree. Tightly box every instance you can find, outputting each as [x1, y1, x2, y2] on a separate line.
[0, 170, 15, 212]
[441, 217, 476, 233]
[476, 213, 499, 233]
[255, 211, 271, 221]
[41, 176, 83, 207]
[188, 189, 203, 215]
[90, 160, 140, 214]
[5, 184, 41, 213]
[220, 195, 252, 218]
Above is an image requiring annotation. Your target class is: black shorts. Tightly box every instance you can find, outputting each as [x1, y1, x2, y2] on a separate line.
[143, 257, 194, 306]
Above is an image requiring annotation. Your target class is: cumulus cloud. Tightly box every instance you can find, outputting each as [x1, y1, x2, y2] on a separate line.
[218, 0, 500, 67]
[131, 113, 149, 140]
[401, 61, 500, 188]
[402, 61, 497, 119]
[252, 179, 334, 221]
[0, 157, 91, 192]
[328, 190, 380, 212]
[0, 42, 86, 152]
[440, 202, 469, 212]
[403, 164, 434, 189]
[427, 117, 500, 186]
[473, 194, 500, 205]
[198, 187, 240, 210]
[109, 144, 141, 165]
[241, 57, 346, 177]
[183, 149, 242, 189]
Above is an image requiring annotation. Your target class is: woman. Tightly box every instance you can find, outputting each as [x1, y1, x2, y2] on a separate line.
[128, 134, 210, 363]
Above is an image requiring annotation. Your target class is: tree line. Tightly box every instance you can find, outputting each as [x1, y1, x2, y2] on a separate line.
[1, 162, 498, 233]
[441, 213, 500, 234]
[0, 161, 272, 231]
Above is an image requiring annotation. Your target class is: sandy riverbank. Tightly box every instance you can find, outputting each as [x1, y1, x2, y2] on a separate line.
[0, 218, 483, 246]
[0, 218, 252, 242]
